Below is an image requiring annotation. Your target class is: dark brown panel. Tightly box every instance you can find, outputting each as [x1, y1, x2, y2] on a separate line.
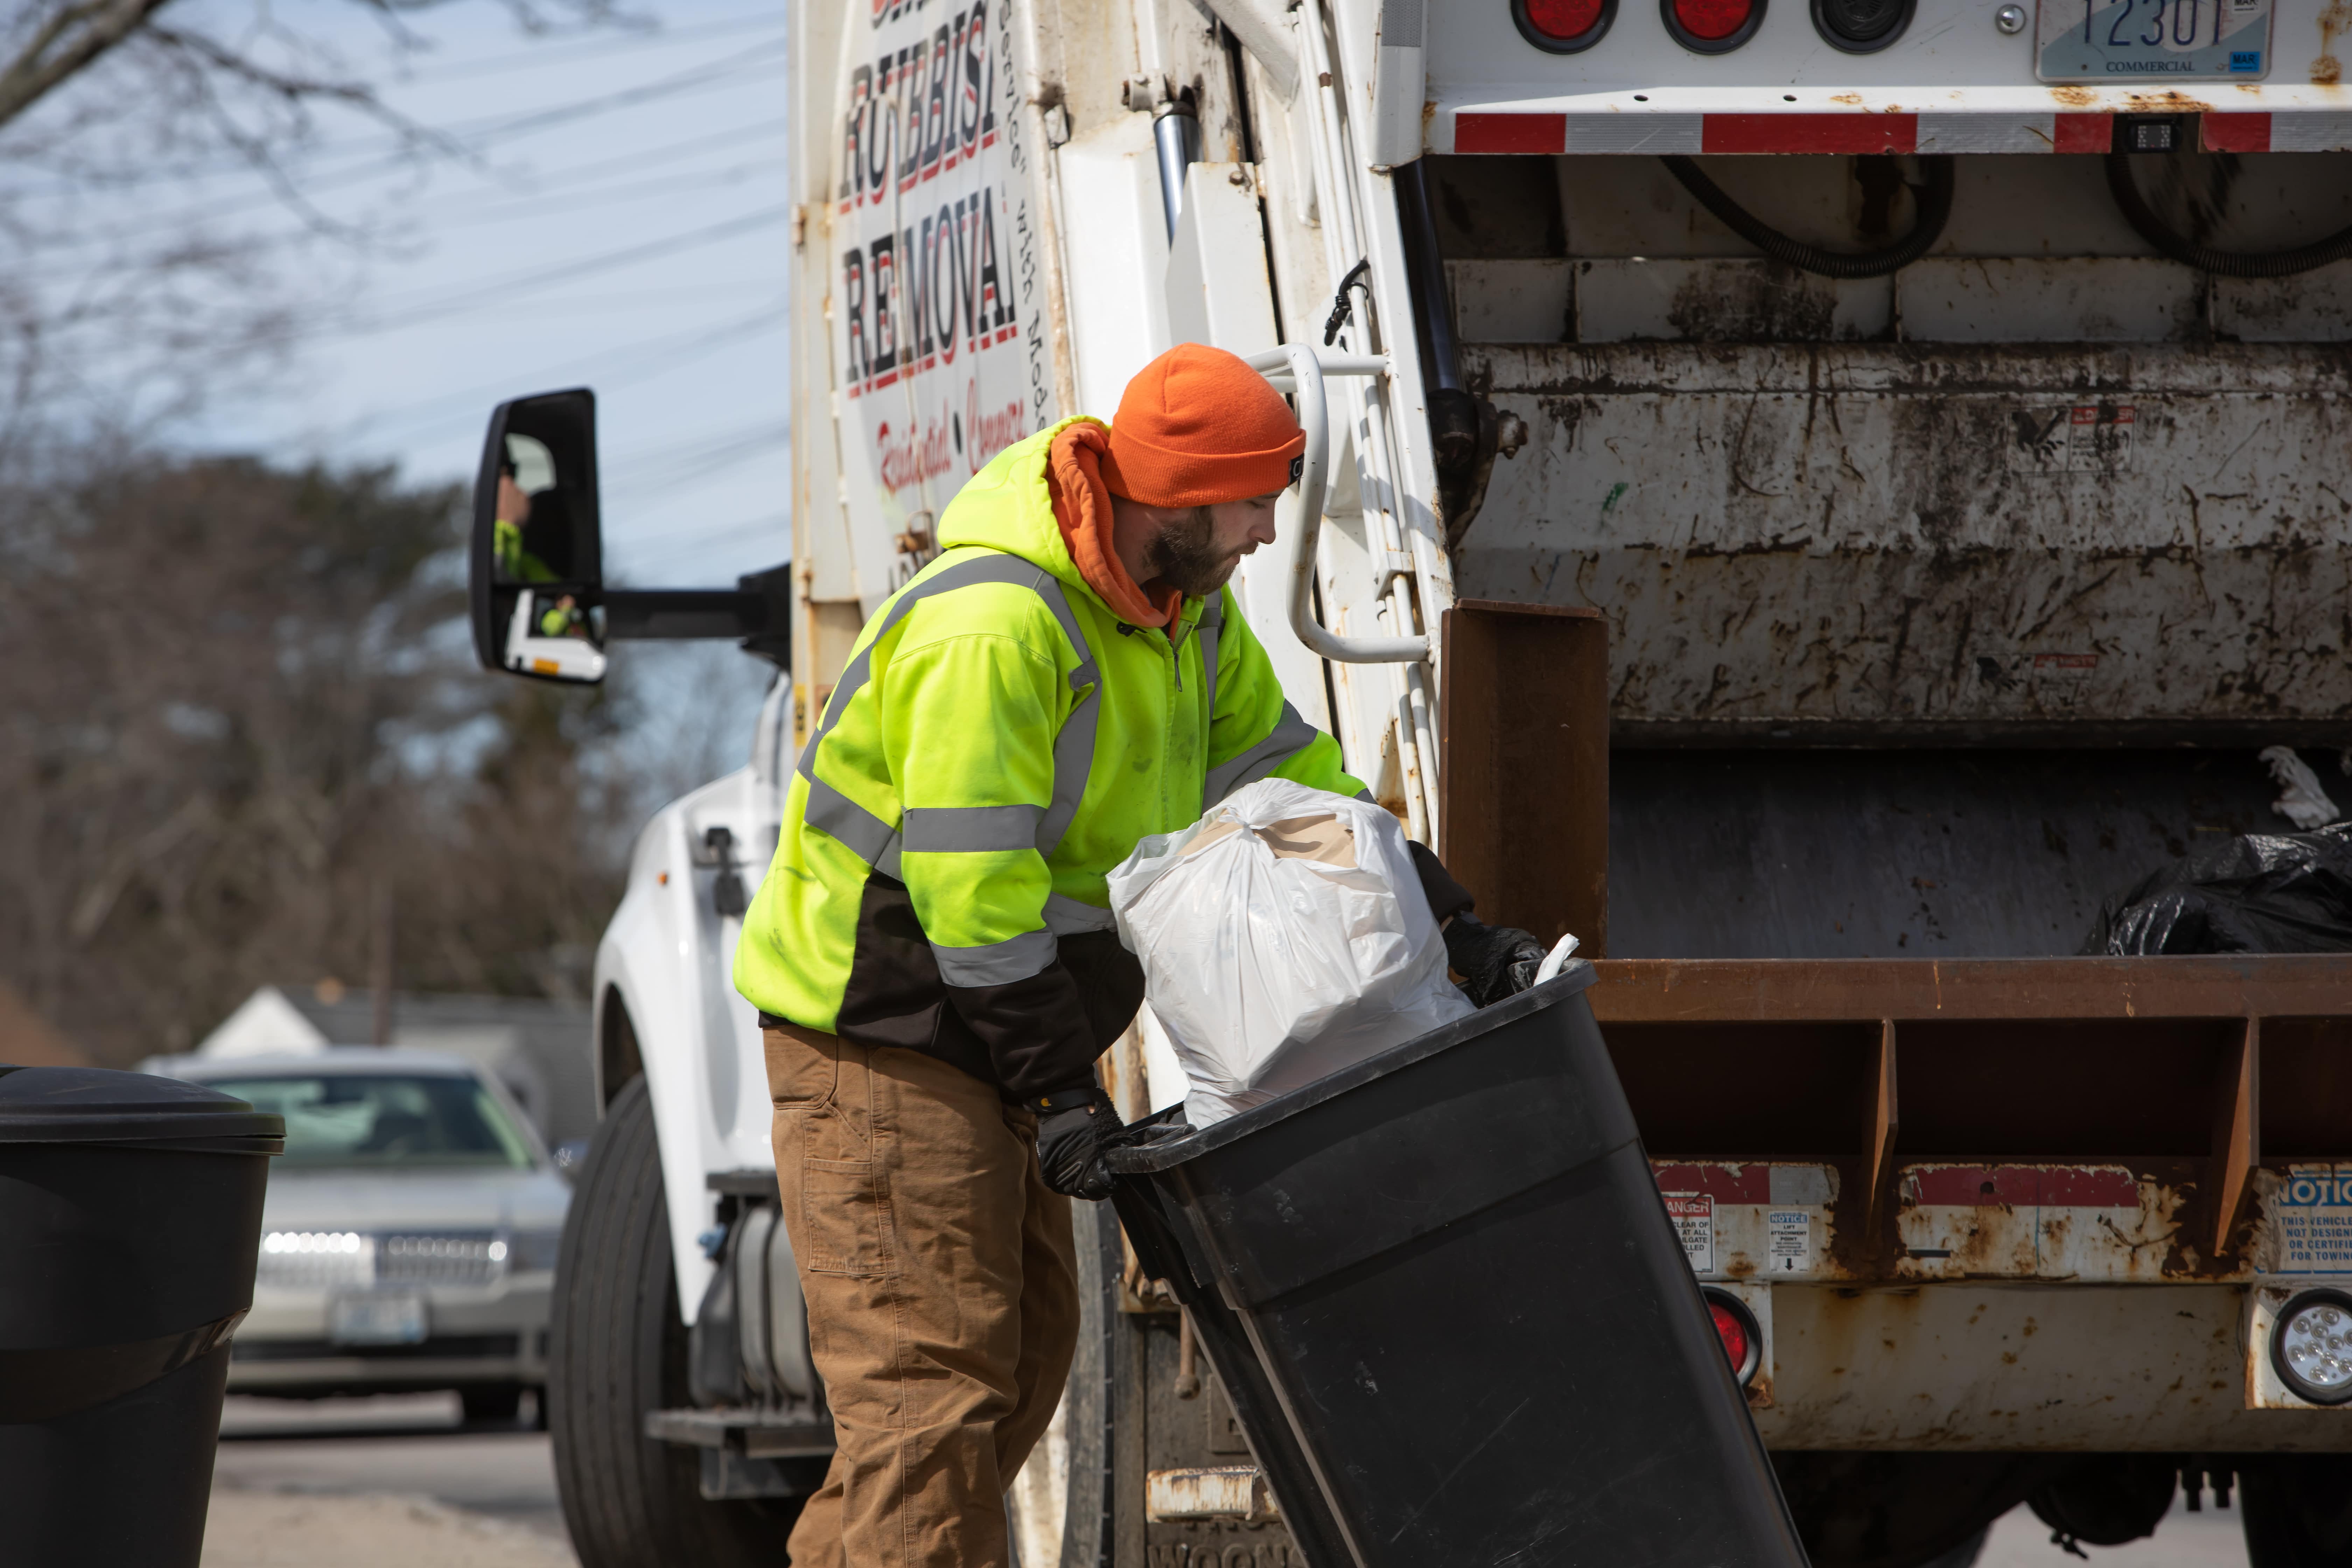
[1895, 1018, 2240, 1158]
[1438, 601, 1608, 955]
[1603, 1021, 1883, 1159]
[2260, 1017, 2352, 1157]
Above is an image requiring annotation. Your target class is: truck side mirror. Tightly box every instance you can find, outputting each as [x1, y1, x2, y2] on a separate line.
[471, 387, 608, 684]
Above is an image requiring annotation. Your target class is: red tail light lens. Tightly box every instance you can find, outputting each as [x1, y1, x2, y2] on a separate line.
[1528, 0, 1605, 37]
[1710, 1301, 1751, 1370]
[1676, 0, 1751, 36]
[1700, 1287, 1763, 1386]
[1513, 0, 1616, 51]
[1663, 0, 1766, 50]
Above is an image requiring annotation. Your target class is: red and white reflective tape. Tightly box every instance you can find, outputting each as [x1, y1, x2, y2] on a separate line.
[1443, 108, 2352, 155]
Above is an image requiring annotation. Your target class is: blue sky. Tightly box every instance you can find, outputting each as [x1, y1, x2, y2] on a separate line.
[126, 0, 803, 591]
[0, 0, 811, 790]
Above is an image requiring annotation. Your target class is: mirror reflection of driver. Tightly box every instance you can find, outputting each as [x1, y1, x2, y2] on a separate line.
[493, 455, 589, 638]
[491, 454, 576, 584]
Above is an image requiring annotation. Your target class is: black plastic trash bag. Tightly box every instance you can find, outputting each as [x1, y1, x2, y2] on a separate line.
[2083, 822, 2352, 955]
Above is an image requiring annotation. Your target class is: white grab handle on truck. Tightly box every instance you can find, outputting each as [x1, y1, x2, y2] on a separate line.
[1246, 344, 1429, 665]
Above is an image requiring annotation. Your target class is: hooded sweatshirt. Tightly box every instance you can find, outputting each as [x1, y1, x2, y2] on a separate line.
[733, 420, 1363, 1098]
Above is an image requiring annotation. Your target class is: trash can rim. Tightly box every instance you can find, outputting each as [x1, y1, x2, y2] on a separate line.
[1107, 959, 1598, 1175]
[0, 1064, 287, 1146]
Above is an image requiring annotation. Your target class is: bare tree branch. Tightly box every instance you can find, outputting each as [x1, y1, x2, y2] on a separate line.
[0, 0, 176, 132]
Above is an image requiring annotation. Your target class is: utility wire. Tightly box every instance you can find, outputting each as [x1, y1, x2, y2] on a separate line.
[14, 117, 791, 259]
[389, 12, 788, 84]
[332, 300, 788, 446]
[4, 38, 792, 191]
[349, 203, 794, 326]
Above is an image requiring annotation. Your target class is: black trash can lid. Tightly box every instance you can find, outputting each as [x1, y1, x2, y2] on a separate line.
[0, 1064, 286, 1147]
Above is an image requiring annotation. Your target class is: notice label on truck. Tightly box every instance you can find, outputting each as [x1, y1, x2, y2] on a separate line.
[1768, 1211, 1812, 1274]
[2274, 1164, 2352, 1274]
[1666, 1194, 1715, 1274]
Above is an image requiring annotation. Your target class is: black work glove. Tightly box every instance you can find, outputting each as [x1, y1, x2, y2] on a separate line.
[1443, 914, 1549, 1008]
[1027, 1085, 1125, 1200]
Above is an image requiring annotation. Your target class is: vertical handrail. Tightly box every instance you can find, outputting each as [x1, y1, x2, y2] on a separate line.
[1247, 345, 1428, 664]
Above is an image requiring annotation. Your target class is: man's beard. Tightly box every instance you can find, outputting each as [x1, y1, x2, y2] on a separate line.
[1144, 507, 1242, 597]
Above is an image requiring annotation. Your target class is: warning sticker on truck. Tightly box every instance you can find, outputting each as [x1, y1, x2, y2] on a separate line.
[1767, 1211, 1811, 1274]
[2272, 1164, 2352, 1275]
[1665, 1194, 1714, 1274]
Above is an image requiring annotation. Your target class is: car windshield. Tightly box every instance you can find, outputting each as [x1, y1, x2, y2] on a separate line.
[206, 1074, 536, 1169]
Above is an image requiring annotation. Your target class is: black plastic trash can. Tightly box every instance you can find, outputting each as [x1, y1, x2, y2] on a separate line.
[0, 1064, 285, 1567]
[1108, 961, 1809, 1568]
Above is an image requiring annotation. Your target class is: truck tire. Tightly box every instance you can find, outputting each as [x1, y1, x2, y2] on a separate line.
[549, 1074, 801, 1566]
[2239, 1455, 2352, 1568]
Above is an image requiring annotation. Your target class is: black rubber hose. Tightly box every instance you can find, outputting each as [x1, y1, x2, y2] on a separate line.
[1659, 153, 1955, 279]
[2105, 151, 2352, 278]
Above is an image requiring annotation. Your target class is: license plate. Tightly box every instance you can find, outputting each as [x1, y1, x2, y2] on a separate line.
[328, 1292, 427, 1346]
[2037, 0, 2272, 80]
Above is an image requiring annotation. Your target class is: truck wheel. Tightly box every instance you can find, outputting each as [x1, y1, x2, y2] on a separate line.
[2239, 1455, 2352, 1568]
[549, 1074, 801, 1567]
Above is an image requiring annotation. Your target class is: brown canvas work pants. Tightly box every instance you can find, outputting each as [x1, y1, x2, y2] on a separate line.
[764, 1020, 1080, 1568]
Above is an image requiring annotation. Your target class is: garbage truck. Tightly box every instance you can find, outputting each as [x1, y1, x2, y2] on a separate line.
[465, 0, 2352, 1559]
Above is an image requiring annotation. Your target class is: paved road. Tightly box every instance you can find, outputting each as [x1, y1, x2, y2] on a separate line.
[204, 1394, 576, 1568]
[202, 1394, 2251, 1568]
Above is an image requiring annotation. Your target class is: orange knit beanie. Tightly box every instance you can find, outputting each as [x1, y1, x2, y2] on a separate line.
[1100, 343, 1305, 507]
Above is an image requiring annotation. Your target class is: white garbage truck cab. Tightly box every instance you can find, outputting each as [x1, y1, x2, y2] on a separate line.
[463, 0, 2352, 1560]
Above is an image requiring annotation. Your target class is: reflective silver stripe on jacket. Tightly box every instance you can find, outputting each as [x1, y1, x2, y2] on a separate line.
[928, 928, 1061, 987]
[793, 550, 1101, 987]
[1205, 699, 1320, 806]
[1042, 891, 1119, 935]
[901, 803, 1045, 853]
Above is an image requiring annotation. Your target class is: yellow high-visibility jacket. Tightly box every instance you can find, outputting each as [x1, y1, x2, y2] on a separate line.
[733, 419, 1365, 1098]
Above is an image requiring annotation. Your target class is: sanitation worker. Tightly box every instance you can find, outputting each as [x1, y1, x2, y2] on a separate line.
[733, 342, 1543, 1568]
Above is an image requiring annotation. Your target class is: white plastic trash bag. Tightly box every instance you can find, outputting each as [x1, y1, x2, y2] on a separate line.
[1105, 778, 1474, 1127]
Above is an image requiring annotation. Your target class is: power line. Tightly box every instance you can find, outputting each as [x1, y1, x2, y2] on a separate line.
[3, 36, 792, 192]
[418, 159, 785, 231]
[344, 203, 795, 327]
[332, 300, 789, 447]
[388, 12, 789, 84]
[607, 420, 793, 486]
[12, 117, 792, 261]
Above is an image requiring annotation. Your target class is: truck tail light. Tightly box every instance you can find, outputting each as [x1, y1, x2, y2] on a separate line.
[1663, 0, 1765, 50]
[2271, 1288, 2352, 1406]
[1513, 0, 1616, 52]
[1811, 0, 1911, 51]
[1700, 1286, 1763, 1386]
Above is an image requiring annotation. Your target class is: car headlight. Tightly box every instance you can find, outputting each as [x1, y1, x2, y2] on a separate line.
[510, 1228, 565, 1273]
[2272, 1288, 2352, 1406]
[263, 1230, 365, 1255]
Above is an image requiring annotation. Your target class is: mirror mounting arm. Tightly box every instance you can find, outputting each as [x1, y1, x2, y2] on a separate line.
[603, 589, 770, 642]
